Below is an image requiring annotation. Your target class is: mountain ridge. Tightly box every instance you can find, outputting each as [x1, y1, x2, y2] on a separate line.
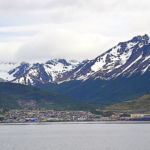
[0, 34, 150, 85]
[57, 34, 150, 82]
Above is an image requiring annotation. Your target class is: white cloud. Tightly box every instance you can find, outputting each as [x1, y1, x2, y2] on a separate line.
[0, 0, 150, 62]
[16, 27, 111, 61]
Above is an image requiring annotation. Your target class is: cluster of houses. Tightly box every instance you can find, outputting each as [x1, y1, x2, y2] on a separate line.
[1, 109, 150, 123]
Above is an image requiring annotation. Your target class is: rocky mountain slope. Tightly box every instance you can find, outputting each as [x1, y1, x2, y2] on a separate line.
[0, 34, 150, 85]
[59, 34, 150, 82]
[0, 59, 81, 85]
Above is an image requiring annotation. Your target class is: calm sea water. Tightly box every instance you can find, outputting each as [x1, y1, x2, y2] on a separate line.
[0, 122, 150, 150]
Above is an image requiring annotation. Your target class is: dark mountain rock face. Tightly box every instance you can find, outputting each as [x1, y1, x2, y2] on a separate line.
[9, 63, 30, 78]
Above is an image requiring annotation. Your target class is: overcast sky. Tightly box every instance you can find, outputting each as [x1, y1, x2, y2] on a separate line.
[0, 0, 150, 62]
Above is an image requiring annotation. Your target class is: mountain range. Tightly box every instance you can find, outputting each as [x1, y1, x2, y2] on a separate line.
[0, 34, 150, 85]
[0, 59, 81, 84]
[0, 34, 150, 107]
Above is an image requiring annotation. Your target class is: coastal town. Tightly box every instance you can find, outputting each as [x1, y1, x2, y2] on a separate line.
[1, 109, 150, 123]
[0, 109, 102, 123]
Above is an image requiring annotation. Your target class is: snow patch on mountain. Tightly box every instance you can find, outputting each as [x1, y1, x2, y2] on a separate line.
[142, 64, 150, 74]
[91, 42, 134, 73]
[91, 55, 107, 72]
[122, 54, 143, 75]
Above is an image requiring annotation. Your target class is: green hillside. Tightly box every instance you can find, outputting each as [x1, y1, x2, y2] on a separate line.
[105, 92, 150, 112]
[0, 82, 91, 110]
[38, 73, 150, 105]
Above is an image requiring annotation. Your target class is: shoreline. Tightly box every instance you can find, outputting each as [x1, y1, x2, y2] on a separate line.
[1, 120, 150, 125]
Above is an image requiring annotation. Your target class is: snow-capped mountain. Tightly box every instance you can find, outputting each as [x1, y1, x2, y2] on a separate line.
[13, 59, 81, 85]
[58, 34, 150, 82]
[0, 59, 81, 85]
[0, 34, 150, 85]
